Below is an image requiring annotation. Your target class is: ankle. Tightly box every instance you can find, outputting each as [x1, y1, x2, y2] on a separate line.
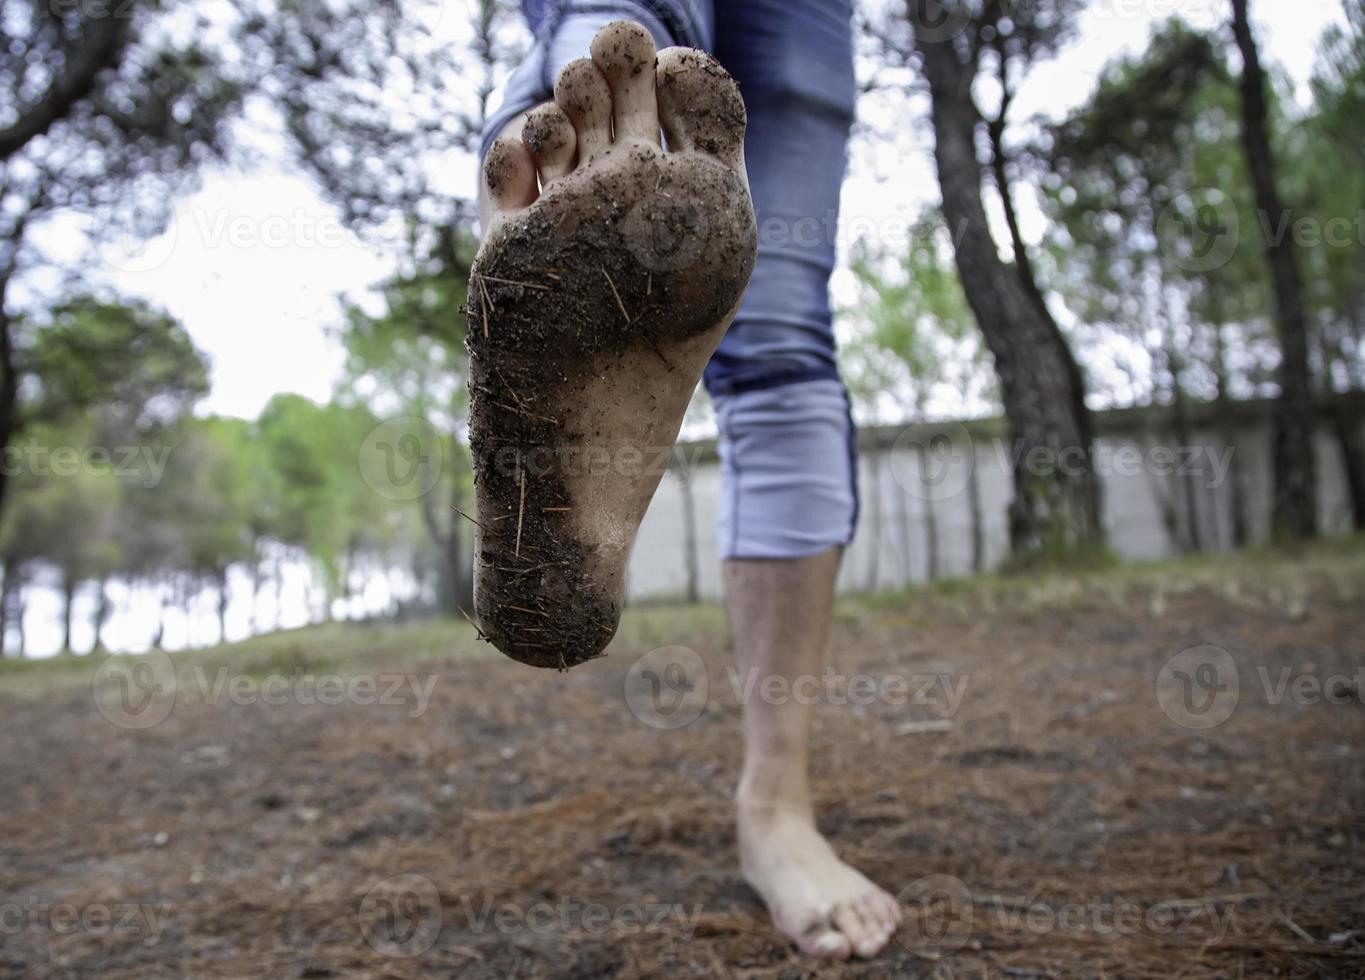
[737, 766, 813, 822]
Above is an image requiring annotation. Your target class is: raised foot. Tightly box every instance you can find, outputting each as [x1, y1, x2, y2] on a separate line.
[467, 21, 757, 669]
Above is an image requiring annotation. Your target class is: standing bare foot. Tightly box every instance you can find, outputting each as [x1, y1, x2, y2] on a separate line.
[738, 791, 903, 959]
[467, 21, 756, 670]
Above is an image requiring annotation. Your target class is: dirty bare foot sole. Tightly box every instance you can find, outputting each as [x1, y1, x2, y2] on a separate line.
[739, 796, 903, 960]
[467, 22, 757, 669]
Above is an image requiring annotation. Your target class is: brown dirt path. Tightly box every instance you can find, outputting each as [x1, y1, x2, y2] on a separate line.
[2, 563, 1363, 978]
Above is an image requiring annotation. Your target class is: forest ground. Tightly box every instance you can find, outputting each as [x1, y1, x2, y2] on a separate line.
[2, 542, 1363, 979]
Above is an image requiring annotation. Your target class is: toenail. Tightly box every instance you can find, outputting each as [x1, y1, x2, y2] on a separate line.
[814, 934, 843, 955]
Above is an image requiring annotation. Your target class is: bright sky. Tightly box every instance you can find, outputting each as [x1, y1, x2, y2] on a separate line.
[90, 0, 1345, 422]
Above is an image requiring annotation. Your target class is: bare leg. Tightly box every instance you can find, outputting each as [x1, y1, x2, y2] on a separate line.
[727, 549, 902, 959]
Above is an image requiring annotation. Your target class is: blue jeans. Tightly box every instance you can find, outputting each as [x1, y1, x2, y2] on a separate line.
[483, 0, 858, 559]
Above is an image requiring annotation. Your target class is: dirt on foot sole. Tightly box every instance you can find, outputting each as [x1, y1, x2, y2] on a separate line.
[467, 29, 757, 669]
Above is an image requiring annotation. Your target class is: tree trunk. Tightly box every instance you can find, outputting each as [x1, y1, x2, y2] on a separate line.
[865, 453, 882, 590]
[967, 445, 984, 574]
[985, 44, 1052, 327]
[1329, 394, 1365, 531]
[677, 465, 700, 604]
[1213, 320, 1250, 548]
[0, 556, 10, 657]
[1231, 0, 1317, 540]
[1318, 335, 1365, 531]
[153, 586, 167, 650]
[447, 478, 473, 614]
[14, 589, 25, 657]
[61, 575, 77, 654]
[913, 442, 940, 580]
[0, 14, 130, 161]
[217, 568, 230, 644]
[274, 559, 286, 630]
[910, 3, 1103, 561]
[248, 555, 263, 635]
[91, 577, 113, 653]
[0, 302, 19, 524]
[1140, 427, 1182, 554]
[892, 471, 912, 585]
[1166, 348, 1203, 552]
[422, 438, 474, 616]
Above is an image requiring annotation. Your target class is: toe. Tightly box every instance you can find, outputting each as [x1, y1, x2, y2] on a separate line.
[483, 136, 538, 211]
[834, 901, 888, 960]
[859, 893, 901, 955]
[796, 920, 852, 960]
[555, 58, 613, 162]
[590, 20, 660, 146]
[655, 48, 746, 165]
[881, 890, 905, 928]
[522, 103, 576, 185]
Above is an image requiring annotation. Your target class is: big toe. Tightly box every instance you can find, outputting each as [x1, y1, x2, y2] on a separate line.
[793, 917, 853, 960]
[655, 47, 746, 166]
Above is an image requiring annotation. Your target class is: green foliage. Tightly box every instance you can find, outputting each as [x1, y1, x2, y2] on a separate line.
[843, 213, 985, 420]
[0, 420, 121, 590]
[1041, 20, 1276, 401]
[337, 227, 474, 427]
[335, 227, 480, 613]
[1293, 0, 1365, 386]
[258, 394, 382, 592]
[21, 295, 209, 434]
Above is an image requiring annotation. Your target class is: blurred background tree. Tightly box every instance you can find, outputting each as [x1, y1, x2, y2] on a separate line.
[883, 0, 1104, 564]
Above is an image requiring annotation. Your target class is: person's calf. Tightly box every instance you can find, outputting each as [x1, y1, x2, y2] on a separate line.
[725, 552, 902, 959]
